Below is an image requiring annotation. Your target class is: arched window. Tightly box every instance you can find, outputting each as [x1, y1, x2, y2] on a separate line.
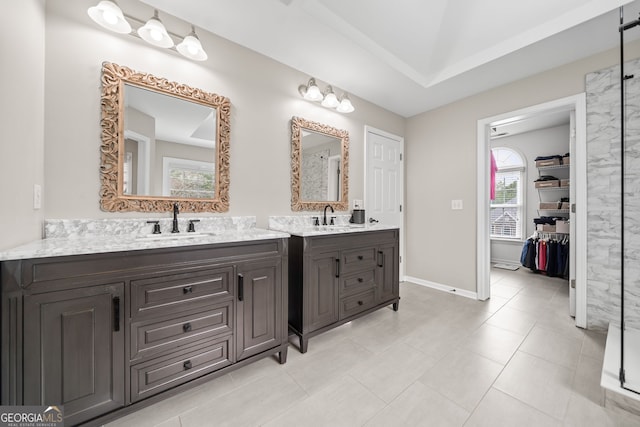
[491, 147, 525, 239]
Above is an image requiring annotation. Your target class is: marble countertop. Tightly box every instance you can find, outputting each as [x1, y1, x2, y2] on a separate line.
[269, 223, 399, 237]
[0, 228, 290, 261]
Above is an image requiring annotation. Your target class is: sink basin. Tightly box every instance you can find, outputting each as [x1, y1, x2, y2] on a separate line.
[136, 232, 216, 241]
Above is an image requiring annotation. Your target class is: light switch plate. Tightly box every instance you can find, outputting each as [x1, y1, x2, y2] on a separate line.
[34, 184, 42, 209]
[451, 199, 463, 210]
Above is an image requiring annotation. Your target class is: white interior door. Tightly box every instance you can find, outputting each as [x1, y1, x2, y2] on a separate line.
[365, 126, 404, 278]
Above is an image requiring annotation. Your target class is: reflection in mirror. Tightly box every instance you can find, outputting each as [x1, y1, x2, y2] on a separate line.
[300, 130, 341, 201]
[123, 84, 216, 199]
[291, 116, 349, 211]
[100, 62, 230, 212]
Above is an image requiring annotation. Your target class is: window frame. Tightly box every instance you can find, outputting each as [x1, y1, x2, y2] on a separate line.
[490, 148, 526, 241]
[162, 157, 216, 199]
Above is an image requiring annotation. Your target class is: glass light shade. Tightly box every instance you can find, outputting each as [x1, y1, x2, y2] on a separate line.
[303, 78, 323, 101]
[336, 93, 355, 113]
[177, 32, 207, 61]
[321, 86, 339, 108]
[88, 1, 131, 34]
[138, 12, 173, 48]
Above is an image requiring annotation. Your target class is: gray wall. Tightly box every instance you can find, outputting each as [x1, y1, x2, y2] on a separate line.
[0, 0, 46, 249]
[405, 40, 640, 298]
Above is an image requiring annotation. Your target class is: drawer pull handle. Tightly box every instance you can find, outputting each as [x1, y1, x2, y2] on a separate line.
[358, 277, 364, 283]
[183, 360, 192, 370]
[183, 323, 192, 332]
[358, 255, 364, 260]
[335, 259, 340, 278]
[358, 300, 364, 306]
[377, 251, 384, 268]
[113, 296, 120, 332]
[238, 274, 244, 301]
[183, 286, 193, 294]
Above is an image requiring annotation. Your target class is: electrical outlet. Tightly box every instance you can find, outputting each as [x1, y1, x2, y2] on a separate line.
[451, 199, 463, 210]
[33, 184, 42, 209]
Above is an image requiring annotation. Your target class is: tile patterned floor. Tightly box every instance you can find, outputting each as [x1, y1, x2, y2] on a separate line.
[106, 267, 640, 426]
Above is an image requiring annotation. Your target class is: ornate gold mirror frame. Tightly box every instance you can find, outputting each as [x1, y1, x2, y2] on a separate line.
[291, 116, 349, 211]
[99, 62, 231, 212]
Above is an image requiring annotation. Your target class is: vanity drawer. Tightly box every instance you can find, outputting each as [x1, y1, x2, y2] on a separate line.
[339, 289, 376, 320]
[131, 266, 233, 318]
[340, 247, 377, 274]
[339, 269, 376, 297]
[130, 302, 233, 361]
[131, 336, 233, 402]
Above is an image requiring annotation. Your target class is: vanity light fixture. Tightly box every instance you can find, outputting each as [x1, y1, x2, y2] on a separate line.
[321, 86, 340, 108]
[87, 0, 131, 34]
[336, 93, 355, 113]
[87, 2, 208, 61]
[298, 78, 355, 113]
[137, 10, 173, 48]
[299, 78, 323, 101]
[176, 26, 208, 61]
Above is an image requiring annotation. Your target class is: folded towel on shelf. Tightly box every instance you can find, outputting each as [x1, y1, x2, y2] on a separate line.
[534, 175, 559, 182]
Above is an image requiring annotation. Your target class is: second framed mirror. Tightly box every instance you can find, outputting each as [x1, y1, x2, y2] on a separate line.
[291, 116, 349, 211]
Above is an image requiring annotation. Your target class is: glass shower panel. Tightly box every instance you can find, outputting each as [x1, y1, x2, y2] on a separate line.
[622, 56, 640, 395]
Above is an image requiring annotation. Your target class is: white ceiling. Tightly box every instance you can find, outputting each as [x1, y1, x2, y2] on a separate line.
[141, 0, 640, 118]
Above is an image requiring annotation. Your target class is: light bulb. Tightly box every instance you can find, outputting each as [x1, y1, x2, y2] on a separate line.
[150, 28, 163, 41]
[103, 10, 118, 25]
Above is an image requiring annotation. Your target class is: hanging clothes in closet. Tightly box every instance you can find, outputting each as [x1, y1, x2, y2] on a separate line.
[520, 234, 569, 278]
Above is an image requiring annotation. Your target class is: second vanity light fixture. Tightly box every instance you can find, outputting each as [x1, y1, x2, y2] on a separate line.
[87, 1, 208, 61]
[298, 78, 355, 113]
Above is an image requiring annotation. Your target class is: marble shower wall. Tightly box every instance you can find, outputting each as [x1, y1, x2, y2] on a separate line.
[301, 148, 329, 201]
[586, 57, 640, 330]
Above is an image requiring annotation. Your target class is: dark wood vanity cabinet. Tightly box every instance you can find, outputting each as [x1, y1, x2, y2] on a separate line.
[236, 258, 284, 361]
[1, 238, 288, 426]
[23, 283, 125, 426]
[288, 229, 399, 353]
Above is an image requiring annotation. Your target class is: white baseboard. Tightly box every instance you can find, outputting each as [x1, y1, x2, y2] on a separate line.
[490, 258, 520, 266]
[403, 276, 478, 300]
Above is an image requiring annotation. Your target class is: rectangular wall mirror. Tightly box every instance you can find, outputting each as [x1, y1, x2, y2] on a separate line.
[291, 116, 349, 211]
[100, 62, 231, 212]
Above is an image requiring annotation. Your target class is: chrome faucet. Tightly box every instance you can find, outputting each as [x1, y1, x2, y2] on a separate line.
[323, 204, 334, 226]
[172, 203, 180, 233]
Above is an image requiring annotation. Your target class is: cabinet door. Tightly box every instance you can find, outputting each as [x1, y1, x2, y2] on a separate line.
[377, 244, 399, 303]
[236, 258, 282, 361]
[23, 283, 125, 426]
[306, 251, 339, 332]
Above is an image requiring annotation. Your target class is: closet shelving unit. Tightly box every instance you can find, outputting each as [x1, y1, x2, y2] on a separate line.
[535, 161, 570, 233]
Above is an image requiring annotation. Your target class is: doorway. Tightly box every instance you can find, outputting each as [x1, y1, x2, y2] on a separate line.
[476, 94, 587, 328]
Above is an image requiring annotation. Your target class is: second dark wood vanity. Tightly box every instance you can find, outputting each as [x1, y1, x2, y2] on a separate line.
[287, 228, 399, 352]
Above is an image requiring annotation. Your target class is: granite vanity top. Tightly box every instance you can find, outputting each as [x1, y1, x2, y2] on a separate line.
[0, 217, 289, 261]
[268, 215, 399, 237]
